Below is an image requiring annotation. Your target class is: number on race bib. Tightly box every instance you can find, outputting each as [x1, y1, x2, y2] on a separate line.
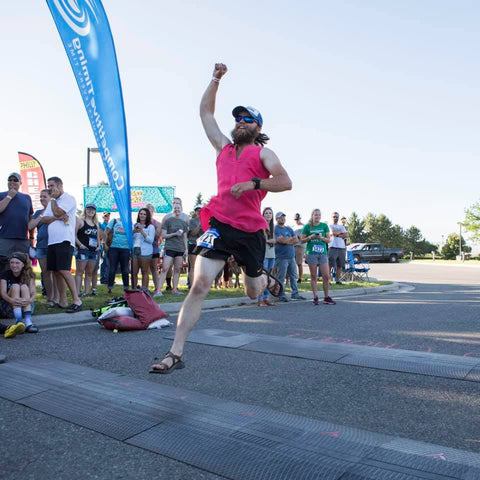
[196, 228, 220, 249]
[312, 244, 325, 254]
[88, 237, 98, 248]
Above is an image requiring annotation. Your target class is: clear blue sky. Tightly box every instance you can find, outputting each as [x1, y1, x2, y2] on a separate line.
[1, 0, 479, 245]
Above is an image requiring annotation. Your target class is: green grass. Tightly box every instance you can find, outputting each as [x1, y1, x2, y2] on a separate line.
[407, 258, 480, 265]
[33, 273, 391, 316]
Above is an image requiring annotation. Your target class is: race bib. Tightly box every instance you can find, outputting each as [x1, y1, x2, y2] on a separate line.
[312, 244, 325, 254]
[88, 237, 98, 248]
[196, 228, 219, 249]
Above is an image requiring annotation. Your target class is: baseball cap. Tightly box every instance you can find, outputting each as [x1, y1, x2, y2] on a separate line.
[275, 211, 286, 220]
[232, 105, 263, 127]
[294, 213, 301, 220]
[85, 203, 97, 209]
[8, 172, 21, 182]
[194, 204, 202, 210]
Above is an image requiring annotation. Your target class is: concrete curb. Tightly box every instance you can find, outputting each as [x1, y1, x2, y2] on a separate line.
[29, 282, 408, 329]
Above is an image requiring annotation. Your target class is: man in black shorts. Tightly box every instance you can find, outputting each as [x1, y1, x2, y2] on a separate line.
[151, 63, 292, 374]
[41, 177, 82, 312]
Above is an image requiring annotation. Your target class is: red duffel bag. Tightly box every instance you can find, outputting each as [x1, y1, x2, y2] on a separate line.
[124, 289, 169, 328]
[100, 315, 145, 331]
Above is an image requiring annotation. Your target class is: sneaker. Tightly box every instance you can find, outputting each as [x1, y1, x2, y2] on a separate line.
[172, 290, 184, 295]
[4, 322, 26, 339]
[165, 285, 172, 292]
[25, 324, 39, 333]
[91, 289, 98, 296]
[277, 296, 289, 303]
[335, 281, 343, 285]
[291, 295, 306, 300]
[154, 290, 163, 297]
[323, 296, 336, 305]
[313, 296, 319, 306]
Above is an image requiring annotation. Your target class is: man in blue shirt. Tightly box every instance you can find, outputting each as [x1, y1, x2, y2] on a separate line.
[274, 212, 306, 302]
[0, 172, 33, 274]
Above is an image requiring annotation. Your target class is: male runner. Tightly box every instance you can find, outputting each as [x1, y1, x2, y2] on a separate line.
[150, 63, 292, 373]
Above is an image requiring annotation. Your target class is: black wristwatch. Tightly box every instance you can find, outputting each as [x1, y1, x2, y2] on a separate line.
[251, 177, 261, 190]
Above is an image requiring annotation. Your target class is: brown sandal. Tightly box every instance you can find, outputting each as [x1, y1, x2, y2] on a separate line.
[149, 351, 185, 374]
[263, 298, 276, 306]
[263, 269, 284, 297]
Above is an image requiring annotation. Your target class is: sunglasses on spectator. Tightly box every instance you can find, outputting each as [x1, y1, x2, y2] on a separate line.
[235, 115, 257, 124]
[8, 177, 19, 182]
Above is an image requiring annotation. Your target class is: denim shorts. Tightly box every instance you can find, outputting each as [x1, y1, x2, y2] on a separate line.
[76, 249, 99, 263]
[305, 253, 329, 265]
[35, 248, 48, 259]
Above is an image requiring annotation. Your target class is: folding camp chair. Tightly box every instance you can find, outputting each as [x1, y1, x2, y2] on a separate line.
[339, 251, 370, 282]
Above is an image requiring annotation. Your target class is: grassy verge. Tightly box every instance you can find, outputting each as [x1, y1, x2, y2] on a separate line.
[406, 258, 480, 265]
[33, 274, 392, 316]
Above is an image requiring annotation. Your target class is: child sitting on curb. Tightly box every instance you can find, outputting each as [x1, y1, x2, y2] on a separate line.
[0, 252, 38, 338]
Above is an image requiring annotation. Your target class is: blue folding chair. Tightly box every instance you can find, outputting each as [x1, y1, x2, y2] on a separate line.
[340, 251, 370, 282]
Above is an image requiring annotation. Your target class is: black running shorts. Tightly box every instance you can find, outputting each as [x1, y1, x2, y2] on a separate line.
[193, 217, 265, 278]
[47, 241, 74, 272]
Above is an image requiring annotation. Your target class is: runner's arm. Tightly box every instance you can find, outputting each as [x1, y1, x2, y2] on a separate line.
[230, 148, 292, 198]
[200, 63, 230, 154]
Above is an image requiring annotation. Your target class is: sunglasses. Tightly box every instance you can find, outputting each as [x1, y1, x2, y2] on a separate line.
[235, 115, 257, 124]
[8, 178, 19, 182]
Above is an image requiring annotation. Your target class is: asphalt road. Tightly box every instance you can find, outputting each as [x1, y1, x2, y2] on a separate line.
[2, 262, 480, 479]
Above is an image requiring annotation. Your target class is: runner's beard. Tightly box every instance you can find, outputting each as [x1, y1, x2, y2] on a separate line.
[231, 126, 257, 145]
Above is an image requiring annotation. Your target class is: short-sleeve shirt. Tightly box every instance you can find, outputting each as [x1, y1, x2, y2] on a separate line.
[188, 217, 203, 244]
[0, 269, 22, 290]
[0, 191, 33, 240]
[163, 216, 187, 252]
[293, 224, 305, 248]
[274, 225, 296, 260]
[329, 224, 347, 249]
[32, 209, 49, 249]
[108, 218, 130, 249]
[45, 193, 77, 247]
[302, 222, 330, 255]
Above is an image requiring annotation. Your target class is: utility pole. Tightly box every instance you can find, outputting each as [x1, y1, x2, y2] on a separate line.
[86, 147, 100, 186]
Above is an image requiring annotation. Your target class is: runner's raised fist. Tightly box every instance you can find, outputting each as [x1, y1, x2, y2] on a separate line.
[213, 63, 228, 80]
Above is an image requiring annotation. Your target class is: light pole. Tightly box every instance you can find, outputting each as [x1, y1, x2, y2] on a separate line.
[86, 147, 100, 186]
[457, 222, 463, 259]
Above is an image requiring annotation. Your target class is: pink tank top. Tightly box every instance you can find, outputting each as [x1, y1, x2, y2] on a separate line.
[200, 144, 270, 233]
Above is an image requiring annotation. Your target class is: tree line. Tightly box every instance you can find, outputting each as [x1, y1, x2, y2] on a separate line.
[346, 212, 438, 256]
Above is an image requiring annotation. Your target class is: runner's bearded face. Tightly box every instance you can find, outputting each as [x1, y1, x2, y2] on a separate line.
[231, 113, 260, 145]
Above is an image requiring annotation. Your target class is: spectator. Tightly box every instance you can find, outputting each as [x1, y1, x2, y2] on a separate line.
[1, 252, 38, 337]
[105, 215, 130, 294]
[187, 204, 203, 288]
[293, 213, 306, 283]
[329, 211, 348, 285]
[257, 207, 276, 306]
[274, 212, 306, 302]
[75, 203, 100, 297]
[0, 172, 33, 274]
[161, 197, 189, 291]
[340, 216, 349, 249]
[301, 209, 335, 305]
[42, 176, 82, 313]
[146, 203, 162, 297]
[132, 208, 155, 289]
[156, 202, 188, 295]
[98, 211, 111, 287]
[28, 189, 57, 306]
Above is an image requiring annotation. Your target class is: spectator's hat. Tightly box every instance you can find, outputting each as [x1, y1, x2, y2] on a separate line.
[85, 203, 97, 210]
[194, 204, 202, 211]
[103, 211, 110, 216]
[10, 252, 26, 264]
[275, 211, 286, 220]
[232, 106, 263, 126]
[294, 213, 301, 220]
[8, 172, 21, 182]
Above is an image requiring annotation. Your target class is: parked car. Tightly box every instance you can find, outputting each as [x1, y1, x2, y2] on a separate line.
[348, 243, 404, 263]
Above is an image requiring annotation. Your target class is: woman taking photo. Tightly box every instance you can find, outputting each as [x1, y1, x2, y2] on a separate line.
[132, 208, 155, 289]
[257, 207, 276, 307]
[301, 209, 336, 305]
[105, 215, 130, 294]
[75, 203, 100, 297]
[0, 252, 38, 337]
